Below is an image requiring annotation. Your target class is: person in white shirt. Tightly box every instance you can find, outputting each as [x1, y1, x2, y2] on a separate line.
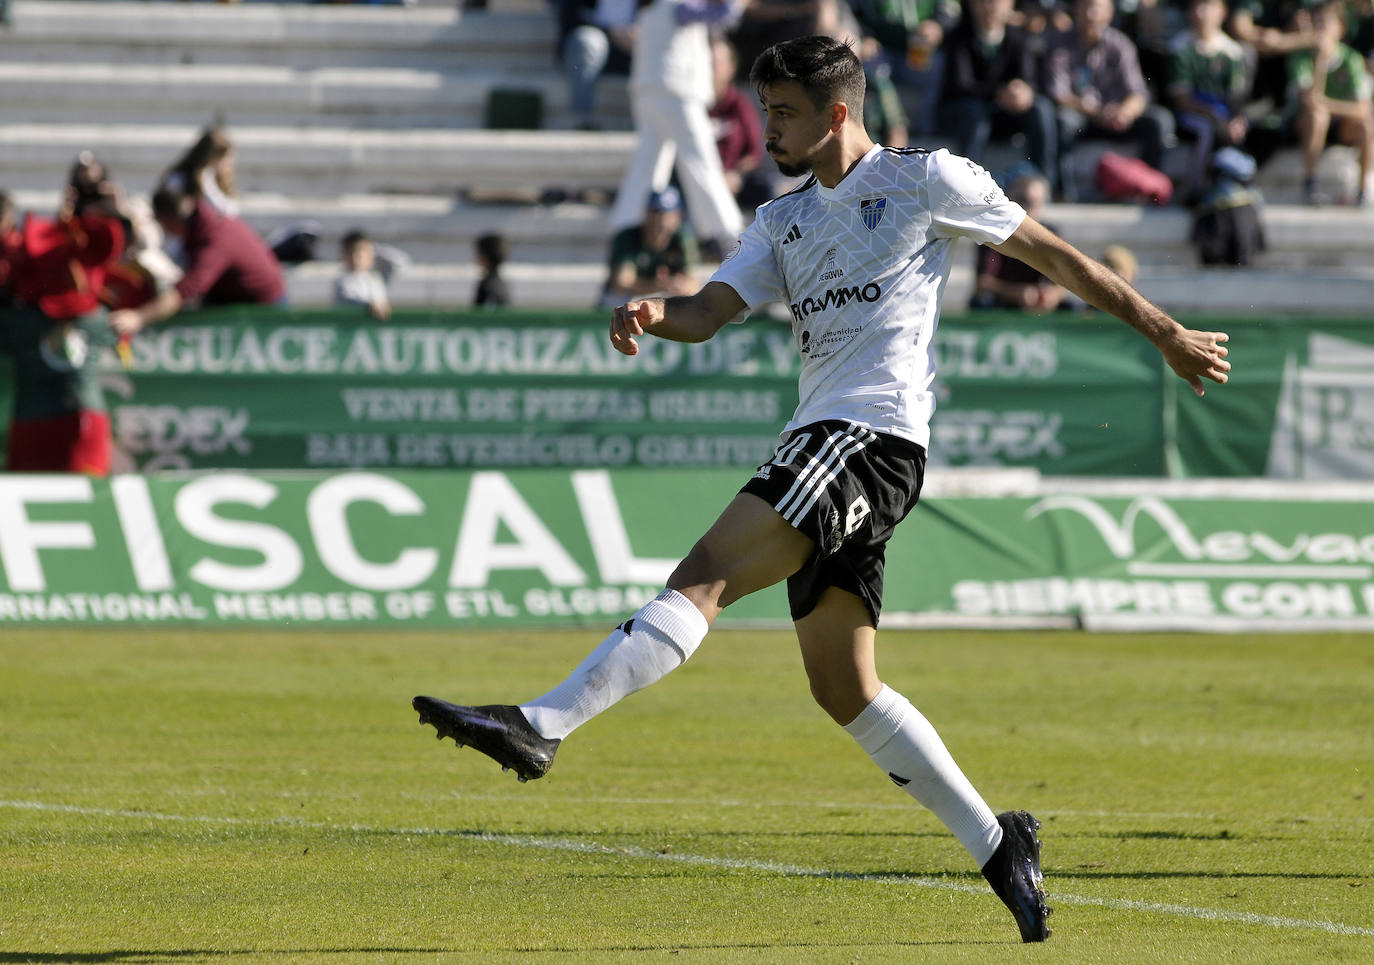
[414, 35, 1230, 944]
[333, 230, 391, 322]
[606, 0, 745, 253]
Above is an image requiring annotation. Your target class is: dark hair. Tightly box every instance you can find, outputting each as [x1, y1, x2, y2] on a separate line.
[168, 124, 236, 198]
[476, 232, 508, 268]
[151, 184, 195, 222]
[749, 35, 865, 123]
[341, 229, 370, 252]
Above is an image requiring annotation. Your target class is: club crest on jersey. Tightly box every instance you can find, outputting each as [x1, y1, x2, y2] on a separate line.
[859, 196, 887, 231]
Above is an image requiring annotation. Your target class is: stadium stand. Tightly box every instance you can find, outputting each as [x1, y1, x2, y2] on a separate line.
[2, 0, 1373, 312]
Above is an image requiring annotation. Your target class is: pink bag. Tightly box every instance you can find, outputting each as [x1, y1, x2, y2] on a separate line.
[1096, 152, 1173, 205]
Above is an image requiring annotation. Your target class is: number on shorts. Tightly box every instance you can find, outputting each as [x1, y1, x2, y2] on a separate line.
[845, 495, 871, 536]
[774, 432, 811, 467]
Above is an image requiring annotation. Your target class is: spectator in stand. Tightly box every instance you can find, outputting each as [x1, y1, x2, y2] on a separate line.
[1167, 0, 1253, 201]
[1047, 0, 1176, 199]
[558, 0, 642, 130]
[65, 151, 183, 309]
[1119, 0, 1191, 101]
[829, 0, 913, 147]
[1226, 1, 1316, 69]
[708, 35, 773, 215]
[334, 229, 392, 320]
[0, 208, 125, 476]
[844, 0, 962, 136]
[67, 151, 137, 241]
[728, 0, 842, 87]
[474, 232, 512, 307]
[163, 123, 240, 217]
[600, 186, 700, 306]
[1290, 0, 1374, 204]
[939, 0, 1057, 182]
[606, 0, 745, 256]
[107, 183, 285, 337]
[969, 170, 1067, 311]
[1225, 0, 1315, 160]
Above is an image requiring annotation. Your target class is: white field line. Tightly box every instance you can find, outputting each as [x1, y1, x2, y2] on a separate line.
[4, 799, 1372, 939]
[426, 793, 1374, 826]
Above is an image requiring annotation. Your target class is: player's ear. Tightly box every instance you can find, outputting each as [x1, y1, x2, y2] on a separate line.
[829, 102, 848, 132]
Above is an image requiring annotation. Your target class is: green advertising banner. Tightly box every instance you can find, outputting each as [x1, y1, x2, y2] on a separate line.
[2, 308, 1166, 476]
[1172, 318, 1374, 480]
[2, 308, 1369, 477]
[2, 470, 1371, 631]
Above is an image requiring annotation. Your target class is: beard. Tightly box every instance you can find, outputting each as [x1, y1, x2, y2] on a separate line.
[771, 153, 812, 178]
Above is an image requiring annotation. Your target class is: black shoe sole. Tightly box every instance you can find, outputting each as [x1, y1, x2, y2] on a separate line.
[412, 696, 558, 783]
[1000, 810, 1051, 942]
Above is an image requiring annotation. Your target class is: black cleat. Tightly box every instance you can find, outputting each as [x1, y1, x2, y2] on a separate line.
[982, 809, 1052, 942]
[412, 697, 560, 782]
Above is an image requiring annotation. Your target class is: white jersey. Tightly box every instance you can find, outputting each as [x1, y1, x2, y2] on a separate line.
[709, 145, 1026, 449]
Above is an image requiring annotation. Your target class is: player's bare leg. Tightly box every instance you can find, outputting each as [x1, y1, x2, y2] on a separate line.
[415, 493, 813, 776]
[796, 588, 1050, 941]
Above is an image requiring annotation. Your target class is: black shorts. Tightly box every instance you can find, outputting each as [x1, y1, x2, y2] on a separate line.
[739, 420, 926, 625]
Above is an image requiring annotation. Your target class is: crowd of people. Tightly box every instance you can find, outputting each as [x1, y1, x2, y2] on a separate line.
[586, 0, 1354, 300]
[0, 122, 462, 477]
[3, 0, 1363, 475]
[576, 0, 1374, 265]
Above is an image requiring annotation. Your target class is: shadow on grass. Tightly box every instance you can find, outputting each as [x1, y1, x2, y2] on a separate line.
[1050, 828, 1292, 843]
[1056, 869, 1367, 881]
[0, 939, 1001, 962]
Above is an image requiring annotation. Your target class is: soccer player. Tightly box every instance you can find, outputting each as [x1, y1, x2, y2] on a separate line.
[414, 35, 1231, 943]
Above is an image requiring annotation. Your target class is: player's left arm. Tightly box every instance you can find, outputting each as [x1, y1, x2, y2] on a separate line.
[992, 216, 1230, 396]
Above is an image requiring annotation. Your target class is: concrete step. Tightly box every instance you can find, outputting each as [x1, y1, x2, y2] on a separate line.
[1041, 198, 1374, 262]
[4, 2, 555, 69]
[14, 173, 1374, 274]
[1135, 265, 1374, 314]
[284, 255, 1374, 316]
[286, 260, 610, 310]
[285, 258, 975, 310]
[0, 61, 630, 131]
[1252, 145, 1366, 203]
[0, 124, 637, 197]
[10, 188, 614, 266]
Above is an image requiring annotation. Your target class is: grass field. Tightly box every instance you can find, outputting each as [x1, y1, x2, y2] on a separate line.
[1, 626, 1371, 963]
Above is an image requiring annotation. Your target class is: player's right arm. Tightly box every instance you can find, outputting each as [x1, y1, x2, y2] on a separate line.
[610, 280, 747, 357]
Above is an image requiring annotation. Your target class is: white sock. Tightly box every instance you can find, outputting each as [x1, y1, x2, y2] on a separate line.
[520, 589, 708, 740]
[844, 685, 1003, 866]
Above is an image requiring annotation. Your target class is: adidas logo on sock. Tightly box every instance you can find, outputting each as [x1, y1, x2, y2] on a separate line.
[888, 772, 911, 787]
[781, 223, 803, 245]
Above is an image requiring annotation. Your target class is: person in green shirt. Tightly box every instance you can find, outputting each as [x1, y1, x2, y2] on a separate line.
[599, 186, 701, 307]
[1289, 0, 1374, 203]
[1168, 0, 1253, 199]
[845, 0, 962, 135]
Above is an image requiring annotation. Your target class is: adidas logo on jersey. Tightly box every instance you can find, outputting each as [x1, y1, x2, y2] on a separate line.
[781, 223, 803, 245]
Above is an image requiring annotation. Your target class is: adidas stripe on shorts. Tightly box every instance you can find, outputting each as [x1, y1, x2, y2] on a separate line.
[739, 420, 926, 624]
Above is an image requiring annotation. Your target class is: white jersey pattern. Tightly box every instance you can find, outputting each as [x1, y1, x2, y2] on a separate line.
[709, 145, 1026, 449]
